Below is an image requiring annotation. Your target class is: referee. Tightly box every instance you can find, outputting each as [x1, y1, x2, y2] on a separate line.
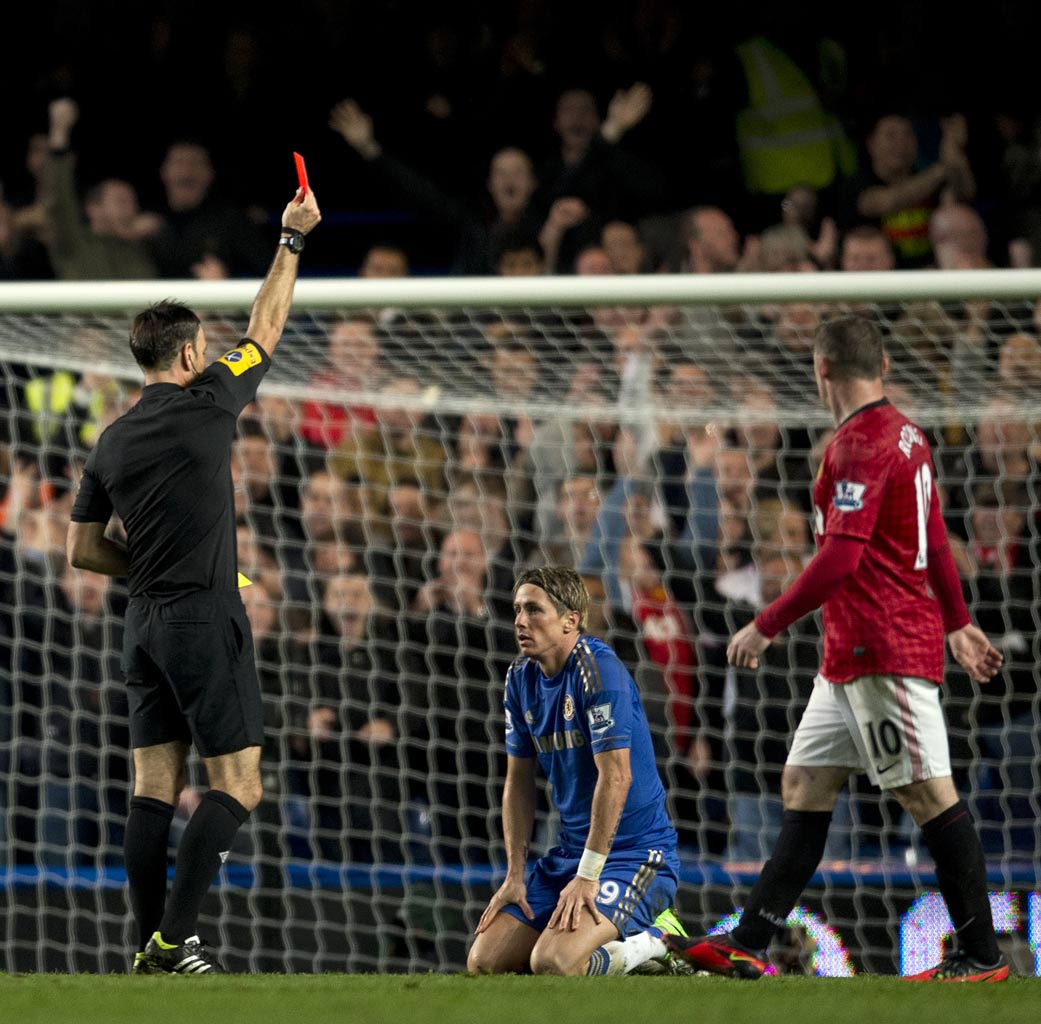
[67, 186, 320, 974]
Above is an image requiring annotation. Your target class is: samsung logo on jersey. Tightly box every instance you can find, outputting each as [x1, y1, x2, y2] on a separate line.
[833, 480, 866, 512]
[533, 729, 586, 753]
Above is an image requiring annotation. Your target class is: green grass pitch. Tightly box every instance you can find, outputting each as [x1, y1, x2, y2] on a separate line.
[1, 973, 1038, 1024]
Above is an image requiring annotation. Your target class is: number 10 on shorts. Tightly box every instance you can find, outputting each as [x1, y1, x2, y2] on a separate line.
[866, 717, 902, 765]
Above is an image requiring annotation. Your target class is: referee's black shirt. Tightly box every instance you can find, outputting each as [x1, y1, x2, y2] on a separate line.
[71, 340, 270, 602]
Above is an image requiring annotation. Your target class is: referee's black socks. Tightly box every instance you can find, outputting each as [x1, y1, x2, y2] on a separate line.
[125, 796, 176, 951]
[921, 800, 1000, 965]
[732, 809, 833, 952]
[158, 790, 250, 944]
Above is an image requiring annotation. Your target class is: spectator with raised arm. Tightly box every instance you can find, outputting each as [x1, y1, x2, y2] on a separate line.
[330, 98, 546, 275]
[839, 114, 976, 268]
[541, 85, 666, 225]
[42, 99, 157, 281]
[537, 87, 657, 272]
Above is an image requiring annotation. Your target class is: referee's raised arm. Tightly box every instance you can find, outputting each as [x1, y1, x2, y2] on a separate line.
[246, 187, 321, 357]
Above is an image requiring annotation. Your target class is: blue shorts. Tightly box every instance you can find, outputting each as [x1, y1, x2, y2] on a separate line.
[501, 844, 679, 938]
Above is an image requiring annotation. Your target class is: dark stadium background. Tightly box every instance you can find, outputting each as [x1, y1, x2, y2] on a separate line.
[2, 1, 1037, 274]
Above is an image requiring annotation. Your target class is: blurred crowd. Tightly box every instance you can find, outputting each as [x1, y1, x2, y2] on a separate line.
[1, 6, 1040, 882]
[4, 8, 1041, 278]
[1, 285, 1040, 875]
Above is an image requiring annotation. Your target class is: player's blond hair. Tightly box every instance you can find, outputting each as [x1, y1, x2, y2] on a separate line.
[513, 566, 589, 630]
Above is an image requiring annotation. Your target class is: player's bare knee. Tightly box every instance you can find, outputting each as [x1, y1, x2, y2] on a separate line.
[781, 765, 816, 807]
[892, 777, 957, 825]
[529, 945, 577, 977]
[466, 942, 502, 975]
[782, 765, 844, 811]
[230, 778, 263, 812]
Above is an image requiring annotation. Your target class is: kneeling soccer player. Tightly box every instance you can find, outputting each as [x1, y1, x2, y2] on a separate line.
[468, 566, 686, 977]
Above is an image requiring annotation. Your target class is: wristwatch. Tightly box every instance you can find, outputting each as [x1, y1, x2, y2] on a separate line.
[279, 229, 305, 255]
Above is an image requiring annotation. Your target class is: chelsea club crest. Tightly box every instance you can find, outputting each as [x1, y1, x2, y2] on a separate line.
[563, 694, 575, 721]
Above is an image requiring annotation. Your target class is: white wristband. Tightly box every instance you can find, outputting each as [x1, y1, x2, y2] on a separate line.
[576, 848, 607, 881]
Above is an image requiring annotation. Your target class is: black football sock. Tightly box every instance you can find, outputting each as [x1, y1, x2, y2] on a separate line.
[158, 790, 249, 944]
[921, 800, 1000, 964]
[732, 809, 833, 951]
[125, 796, 175, 951]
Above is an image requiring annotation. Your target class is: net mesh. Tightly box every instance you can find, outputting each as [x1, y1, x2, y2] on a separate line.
[0, 293, 1039, 975]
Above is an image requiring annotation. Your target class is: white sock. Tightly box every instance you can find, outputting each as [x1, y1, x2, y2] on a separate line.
[619, 929, 668, 972]
[587, 931, 669, 976]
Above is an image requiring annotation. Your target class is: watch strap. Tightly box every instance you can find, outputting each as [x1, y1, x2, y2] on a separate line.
[278, 229, 304, 254]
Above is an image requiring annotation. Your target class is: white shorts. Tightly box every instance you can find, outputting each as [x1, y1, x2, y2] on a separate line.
[786, 674, 951, 790]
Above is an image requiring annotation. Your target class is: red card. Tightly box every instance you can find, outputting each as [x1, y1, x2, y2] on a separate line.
[293, 152, 309, 194]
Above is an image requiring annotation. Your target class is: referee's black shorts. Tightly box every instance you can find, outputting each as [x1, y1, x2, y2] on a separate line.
[122, 590, 263, 758]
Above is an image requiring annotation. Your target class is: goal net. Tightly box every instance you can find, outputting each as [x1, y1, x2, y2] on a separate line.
[0, 271, 1039, 976]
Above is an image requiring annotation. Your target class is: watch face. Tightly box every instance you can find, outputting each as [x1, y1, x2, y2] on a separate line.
[282, 233, 304, 253]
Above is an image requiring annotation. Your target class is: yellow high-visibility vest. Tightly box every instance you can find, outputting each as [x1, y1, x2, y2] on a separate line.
[24, 371, 113, 446]
[735, 37, 857, 195]
[24, 372, 76, 442]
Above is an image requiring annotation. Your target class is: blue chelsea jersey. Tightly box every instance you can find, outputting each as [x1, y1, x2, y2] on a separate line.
[503, 634, 677, 855]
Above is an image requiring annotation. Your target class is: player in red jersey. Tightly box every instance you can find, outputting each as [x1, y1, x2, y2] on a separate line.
[665, 315, 1008, 982]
